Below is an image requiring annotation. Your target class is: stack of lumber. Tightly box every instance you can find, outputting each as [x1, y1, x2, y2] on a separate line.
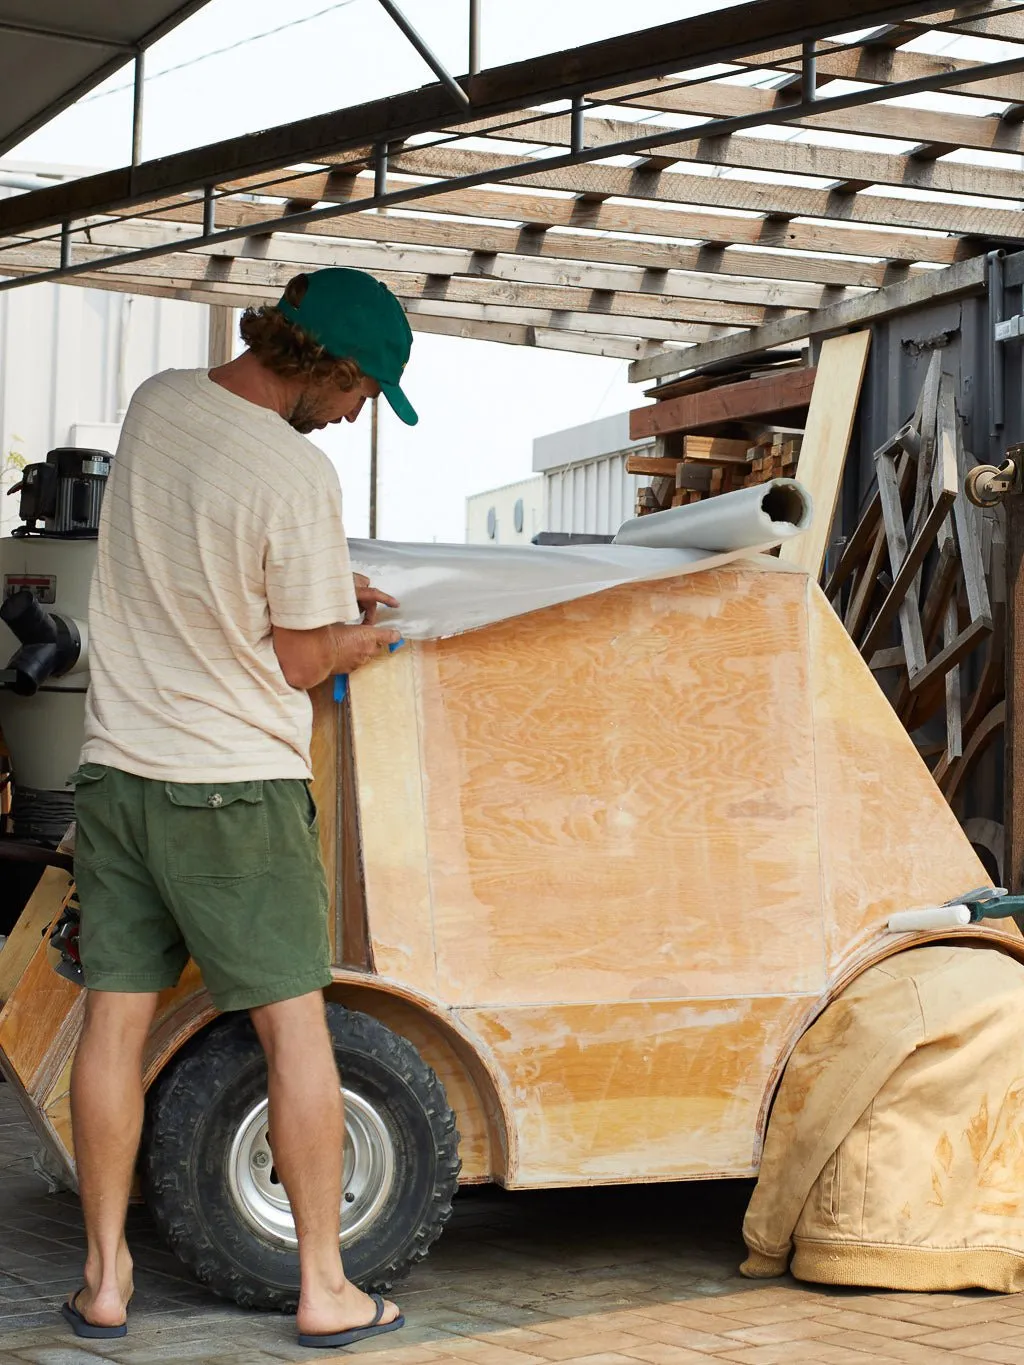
[627, 432, 803, 512]
[628, 359, 817, 518]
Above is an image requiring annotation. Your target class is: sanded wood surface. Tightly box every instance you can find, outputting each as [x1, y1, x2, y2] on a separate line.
[629, 368, 816, 440]
[309, 678, 340, 957]
[464, 996, 811, 1184]
[348, 646, 437, 996]
[417, 568, 824, 1008]
[0, 868, 70, 1007]
[343, 561, 1018, 1186]
[779, 332, 871, 577]
[807, 586, 991, 969]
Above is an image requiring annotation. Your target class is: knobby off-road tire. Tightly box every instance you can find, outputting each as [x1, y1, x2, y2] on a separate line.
[141, 1004, 461, 1310]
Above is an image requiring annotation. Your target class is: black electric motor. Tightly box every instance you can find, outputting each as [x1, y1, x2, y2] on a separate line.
[12, 447, 112, 538]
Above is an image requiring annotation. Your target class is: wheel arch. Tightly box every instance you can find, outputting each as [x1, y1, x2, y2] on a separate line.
[752, 926, 1024, 1166]
[141, 972, 514, 1186]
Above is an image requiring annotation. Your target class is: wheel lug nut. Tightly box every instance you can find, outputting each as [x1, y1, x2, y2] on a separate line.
[252, 1151, 270, 1169]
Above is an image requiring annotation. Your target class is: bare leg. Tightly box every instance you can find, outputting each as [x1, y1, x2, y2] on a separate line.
[249, 992, 399, 1336]
[69, 990, 159, 1327]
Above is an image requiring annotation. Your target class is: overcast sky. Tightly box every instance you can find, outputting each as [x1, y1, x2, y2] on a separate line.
[8, 0, 727, 542]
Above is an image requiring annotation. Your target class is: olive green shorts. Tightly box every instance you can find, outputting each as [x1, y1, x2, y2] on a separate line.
[71, 764, 331, 1012]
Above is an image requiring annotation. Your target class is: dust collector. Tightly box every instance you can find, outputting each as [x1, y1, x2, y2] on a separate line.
[0, 447, 111, 931]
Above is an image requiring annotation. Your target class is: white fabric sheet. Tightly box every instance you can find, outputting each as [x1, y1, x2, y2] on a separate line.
[349, 480, 813, 641]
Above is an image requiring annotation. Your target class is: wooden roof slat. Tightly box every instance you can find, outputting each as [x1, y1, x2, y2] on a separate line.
[597, 72, 1024, 158]
[631, 249, 989, 381]
[75, 216, 853, 312]
[458, 104, 1024, 203]
[385, 144, 1024, 242]
[93, 192, 921, 290]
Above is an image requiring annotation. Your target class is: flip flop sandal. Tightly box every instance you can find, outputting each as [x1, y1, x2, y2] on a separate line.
[297, 1292, 405, 1349]
[61, 1289, 129, 1339]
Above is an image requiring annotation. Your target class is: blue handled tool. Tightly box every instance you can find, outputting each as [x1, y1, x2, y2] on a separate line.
[333, 639, 403, 703]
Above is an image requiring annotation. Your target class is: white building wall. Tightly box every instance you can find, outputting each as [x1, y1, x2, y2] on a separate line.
[533, 410, 654, 537]
[466, 476, 544, 545]
[0, 278, 209, 534]
[543, 450, 648, 537]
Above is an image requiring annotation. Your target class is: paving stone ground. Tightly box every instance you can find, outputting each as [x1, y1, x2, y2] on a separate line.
[1, 1088, 1022, 1365]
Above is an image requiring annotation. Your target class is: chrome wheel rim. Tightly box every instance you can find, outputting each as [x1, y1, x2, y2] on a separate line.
[227, 1087, 395, 1249]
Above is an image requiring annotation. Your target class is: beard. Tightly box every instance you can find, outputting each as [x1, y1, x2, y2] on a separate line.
[287, 389, 323, 434]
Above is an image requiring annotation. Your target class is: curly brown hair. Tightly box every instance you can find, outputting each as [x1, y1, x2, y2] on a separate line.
[238, 274, 364, 390]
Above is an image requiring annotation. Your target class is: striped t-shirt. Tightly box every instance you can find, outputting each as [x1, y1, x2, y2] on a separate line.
[81, 368, 360, 782]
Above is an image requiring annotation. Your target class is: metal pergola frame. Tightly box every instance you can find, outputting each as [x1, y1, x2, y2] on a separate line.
[3, 0, 1024, 374]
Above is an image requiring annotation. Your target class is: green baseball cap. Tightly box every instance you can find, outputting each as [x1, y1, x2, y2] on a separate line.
[275, 267, 418, 426]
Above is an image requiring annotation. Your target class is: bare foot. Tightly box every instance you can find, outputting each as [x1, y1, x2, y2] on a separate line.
[74, 1241, 134, 1328]
[297, 1278, 400, 1337]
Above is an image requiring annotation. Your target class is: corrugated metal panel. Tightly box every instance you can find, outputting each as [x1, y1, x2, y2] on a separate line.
[543, 448, 649, 536]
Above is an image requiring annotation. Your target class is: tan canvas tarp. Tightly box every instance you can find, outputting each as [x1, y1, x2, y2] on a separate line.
[742, 944, 1024, 1292]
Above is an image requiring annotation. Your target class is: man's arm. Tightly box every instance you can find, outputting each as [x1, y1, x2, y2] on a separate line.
[272, 621, 401, 691]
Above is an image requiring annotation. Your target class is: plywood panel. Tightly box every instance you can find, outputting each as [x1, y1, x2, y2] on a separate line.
[419, 565, 826, 1008]
[309, 678, 340, 959]
[0, 867, 70, 1006]
[0, 934, 81, 1094]
[464, 995, 810, 1185]
[807, 586, 1009, 968]
[348, 647, 437, 995]
[779, 331, 871, 577]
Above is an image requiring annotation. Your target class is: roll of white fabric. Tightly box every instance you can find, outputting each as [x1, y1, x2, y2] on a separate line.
[613, 479, 813, 552]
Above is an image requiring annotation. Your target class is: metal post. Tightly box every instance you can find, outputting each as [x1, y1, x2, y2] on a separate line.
[59, 221, 71, 270]
[375, 0, 470, 107]
[369, 395, 379, 539]
[570, 96, 585, 156]
[132, 49, 145, 165]
[989, 249, 1006, 436]
[801, 40, 817, 103]
[202, 186, 215, 237]
[373, 142, 388, 201]
[1005, 481, 1024, 905]
[468, 0, 481, 75]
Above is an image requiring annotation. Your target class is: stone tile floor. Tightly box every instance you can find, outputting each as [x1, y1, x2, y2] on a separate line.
[1, 1088, 1022, 1365]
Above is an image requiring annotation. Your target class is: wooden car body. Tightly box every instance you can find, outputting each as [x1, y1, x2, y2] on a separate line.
[1, 557, 1018, 1189]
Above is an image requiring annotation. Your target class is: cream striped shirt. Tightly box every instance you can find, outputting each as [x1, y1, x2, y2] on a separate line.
[81, 369, 360, 781]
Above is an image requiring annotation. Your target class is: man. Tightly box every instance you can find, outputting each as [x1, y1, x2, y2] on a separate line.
[65, 268, 412, 1349]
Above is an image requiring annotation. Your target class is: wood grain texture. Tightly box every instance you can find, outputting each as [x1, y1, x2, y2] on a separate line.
[630, 368, 816, 439]
[0, 867, 69, 1007]
[779, 332, 871, 577]
[806, 584, 1003, 971]
[463, 996, 811, 1185]
[309, 678, 340, 958]
[0, 928, 81, 1095]
[348, 646, 437, 995]
[418, 565, 825, 1008]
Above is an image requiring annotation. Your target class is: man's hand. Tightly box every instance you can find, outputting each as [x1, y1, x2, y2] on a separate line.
[330, 622, 401, 675]
[272, 620, 401, 690]
[353, 572, 399, 625]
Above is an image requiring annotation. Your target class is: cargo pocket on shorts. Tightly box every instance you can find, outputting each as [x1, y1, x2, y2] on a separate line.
[69, 763, 114, 870]
[165, 781, 270, 883]
[303, 780, 320, 840]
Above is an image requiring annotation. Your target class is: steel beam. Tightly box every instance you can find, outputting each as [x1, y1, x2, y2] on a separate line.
[469, 0, 482, 76]
[5, 39, 1024, 295]
[0, 0, 971, 237]
[374, 0, 470, 108]
[132, 51, 146, 167]
[0, 1, 214, 159]
[0, 19, 134, 49]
